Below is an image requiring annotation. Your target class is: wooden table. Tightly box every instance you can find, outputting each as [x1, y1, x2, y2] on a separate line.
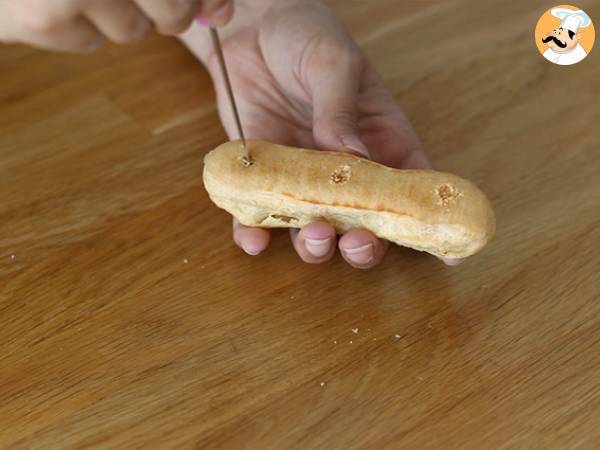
[1, 1, 599, 448]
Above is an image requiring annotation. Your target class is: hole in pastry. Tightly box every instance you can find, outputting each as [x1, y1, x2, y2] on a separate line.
[330, 165, 351, 184]
[240, 155, 254, 167]
[270, 214, 298, 223]
[437, 184, 462, 205]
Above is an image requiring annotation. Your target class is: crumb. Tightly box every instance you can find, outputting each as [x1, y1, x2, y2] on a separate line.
[394, 334, 402, 339]
[201, 265, 206, 269]
[10, 254, 15, 260]
[351, 328, 359, 334]
[373, 338, 377, 341]
[183, 258, 189, 264]
[290, 295, 296, 300]
[333, 340, 337, 344]
[320, 381, 326, 387]
[416, 376, 424, 381]
[349, 340, 353, 344]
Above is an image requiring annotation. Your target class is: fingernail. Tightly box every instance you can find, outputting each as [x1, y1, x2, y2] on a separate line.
[196, 16, 210, 27]
[341, 135, 370, 159]
[305, 237, 332, 257]
[343, 243, 374, 264]
[242, 245, 261, 256]
[441, 257, 464, 266]
[210, 5, 232, 26]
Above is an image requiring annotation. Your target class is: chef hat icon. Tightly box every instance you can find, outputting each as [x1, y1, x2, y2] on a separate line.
[551, 8, 592, 33]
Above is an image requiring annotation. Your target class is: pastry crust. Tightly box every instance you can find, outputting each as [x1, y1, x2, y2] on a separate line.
[203, 140, 495, 258]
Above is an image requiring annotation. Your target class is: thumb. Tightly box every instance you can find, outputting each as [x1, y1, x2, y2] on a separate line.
[309, 58, 370, 159]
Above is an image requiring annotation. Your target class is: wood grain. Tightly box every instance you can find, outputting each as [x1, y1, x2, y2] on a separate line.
[1, 0, 599, 448]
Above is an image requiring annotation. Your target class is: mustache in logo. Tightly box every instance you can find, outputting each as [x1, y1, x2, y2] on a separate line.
[542, 35, 567, 48]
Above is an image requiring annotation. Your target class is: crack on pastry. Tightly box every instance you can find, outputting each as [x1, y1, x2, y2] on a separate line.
[270, 214, 298, 223]
[330, 165, 351, 185]
[278, 191, 414, 216]
[437, 184, 462, 205]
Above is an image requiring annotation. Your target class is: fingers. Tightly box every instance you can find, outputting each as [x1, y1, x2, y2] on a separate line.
[0, 0, 235, 52]
[232, 218, 270, 256]
[288, 223, 458, 268]
[289, 222, 337, 264]
[84, 0, 150, 44]
[132, 0, 200, 34]
[308, 41, 370, 158]
[0, 0, 104, 52]
[338, 229, 388, 269]
[233, 215, 450, 268]
[234, 216, 385, 269]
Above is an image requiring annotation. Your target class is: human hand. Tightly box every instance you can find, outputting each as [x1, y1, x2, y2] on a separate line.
[182, 0, 463, 267]
[0, 0, 233, 52]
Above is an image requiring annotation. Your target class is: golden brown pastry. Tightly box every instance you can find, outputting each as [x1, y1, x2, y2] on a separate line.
[203, 140, 495, 258]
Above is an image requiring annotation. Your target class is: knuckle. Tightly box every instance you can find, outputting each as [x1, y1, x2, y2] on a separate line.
[332, 110, 358, 126]
[315, 111, 357, 136]
[316, 40, 363, 70]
